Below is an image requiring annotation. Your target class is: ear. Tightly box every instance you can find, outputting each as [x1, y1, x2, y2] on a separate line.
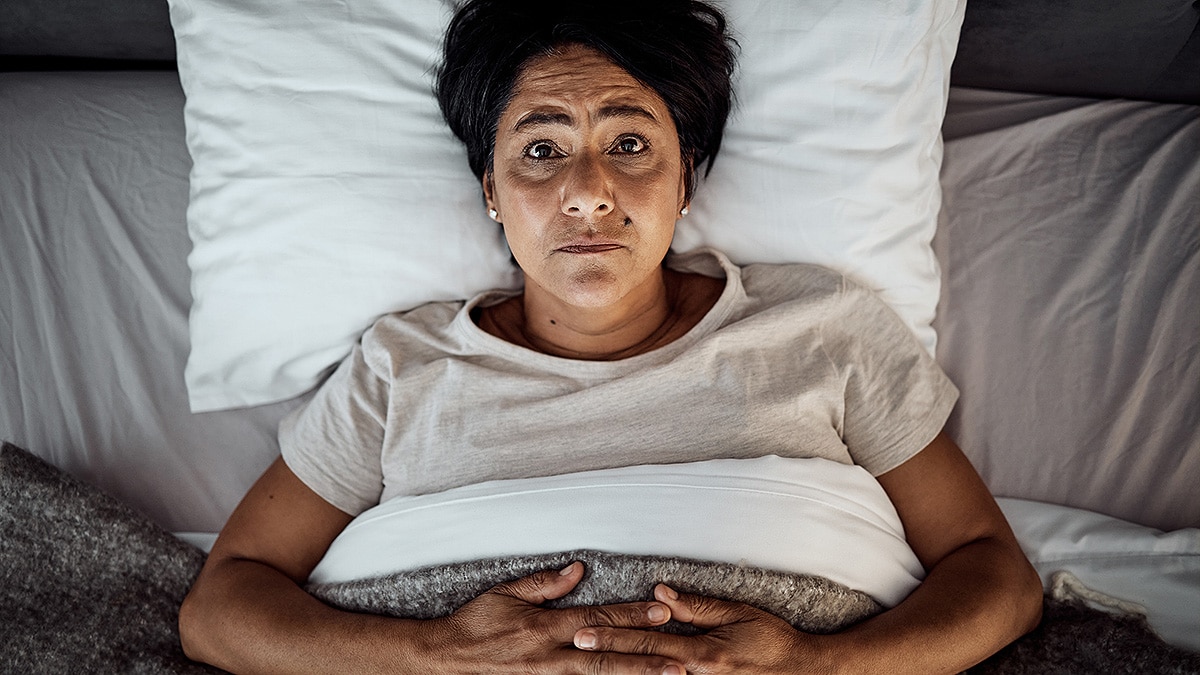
[482, 170, 497, 213]
[678, 155, 693, 213]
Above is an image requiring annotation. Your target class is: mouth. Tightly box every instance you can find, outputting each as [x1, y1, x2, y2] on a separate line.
[556, 243, 624, 255]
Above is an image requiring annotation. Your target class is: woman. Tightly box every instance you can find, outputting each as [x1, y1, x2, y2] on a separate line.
[179, 1, 1043, 672]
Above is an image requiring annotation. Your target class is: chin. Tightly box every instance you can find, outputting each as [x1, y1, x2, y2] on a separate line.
[556, 281, 629, 309]
[528, 255, 660, 310]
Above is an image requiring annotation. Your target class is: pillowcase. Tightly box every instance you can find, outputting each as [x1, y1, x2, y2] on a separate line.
[169, 0, 965, 412]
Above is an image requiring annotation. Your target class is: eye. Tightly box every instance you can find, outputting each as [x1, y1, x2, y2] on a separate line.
[525, 141, 560, 160]
[614, 135, 647, 154]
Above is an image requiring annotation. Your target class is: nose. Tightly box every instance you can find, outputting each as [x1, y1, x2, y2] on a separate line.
[561, 152, 613, 219]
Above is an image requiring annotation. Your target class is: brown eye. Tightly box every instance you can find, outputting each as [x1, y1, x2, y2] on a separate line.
[526, 142, 557, 159]
[616, 136, 645, 153]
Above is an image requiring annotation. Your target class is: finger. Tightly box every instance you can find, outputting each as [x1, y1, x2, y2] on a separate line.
[566, 646, 687, 675]
[654, 584, 749, 628]
[575, 625, 695, 662]
[536, 599, 672, 646]
[491, 561, 585, 605]
[560, 598, 672, 631]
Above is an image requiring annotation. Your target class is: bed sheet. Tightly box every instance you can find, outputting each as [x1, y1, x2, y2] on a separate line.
[0, 72, 301, 533]
[936, 87, 1200, 532]
[998, 498, 1200, 652]
[306, 457, 925, 608]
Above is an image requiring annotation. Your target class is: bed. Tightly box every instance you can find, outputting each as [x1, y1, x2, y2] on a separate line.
[1, 0, 1198, 671]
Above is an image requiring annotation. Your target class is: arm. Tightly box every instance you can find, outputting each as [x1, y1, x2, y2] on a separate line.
[574, 431, 1043, 674]
[817, 430, 1043, 673]
[179, 457, 683, 674]
[178, 456, 416, 672]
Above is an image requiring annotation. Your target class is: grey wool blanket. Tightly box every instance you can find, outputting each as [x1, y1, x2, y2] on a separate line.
[0, 442, 219, 674]
[307, 550, 882, 636]
[3, 441, 1199, 674]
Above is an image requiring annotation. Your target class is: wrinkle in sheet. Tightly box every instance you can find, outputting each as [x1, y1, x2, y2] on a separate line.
[936, 91, 1200, 530]
[1, 72, 300, 531]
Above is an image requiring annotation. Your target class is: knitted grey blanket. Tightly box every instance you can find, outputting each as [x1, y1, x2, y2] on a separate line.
[308, 550, 882, 636]
[0, 442, 219, 674]
[3, 441, 1198, 674]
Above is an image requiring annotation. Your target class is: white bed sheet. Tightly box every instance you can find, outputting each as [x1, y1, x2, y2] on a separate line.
[999, 498, 1200, 652]
[307, 456, 925, 608]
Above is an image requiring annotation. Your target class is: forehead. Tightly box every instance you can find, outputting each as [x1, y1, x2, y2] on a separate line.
[505, 45, 670, 122]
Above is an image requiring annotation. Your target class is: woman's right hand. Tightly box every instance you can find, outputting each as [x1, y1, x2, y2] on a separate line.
[417, 561, 685, 674]
[181, 458, 682, 674]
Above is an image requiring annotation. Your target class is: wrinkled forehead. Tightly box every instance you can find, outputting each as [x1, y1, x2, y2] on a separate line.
[504, 44, 673, 126]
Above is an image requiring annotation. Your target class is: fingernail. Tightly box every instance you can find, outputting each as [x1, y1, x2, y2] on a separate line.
[662, 666, 684, 675]
[559, 562, 577, 576]
[660, 585, 679, 600]
[647, 604, 667, 622]
[575, 631, 597, 649]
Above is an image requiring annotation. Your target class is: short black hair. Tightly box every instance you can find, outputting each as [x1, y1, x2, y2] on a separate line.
[435, 0, 738, 203]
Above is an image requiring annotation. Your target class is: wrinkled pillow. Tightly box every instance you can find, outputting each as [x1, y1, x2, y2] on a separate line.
[169, 0, 965, 412]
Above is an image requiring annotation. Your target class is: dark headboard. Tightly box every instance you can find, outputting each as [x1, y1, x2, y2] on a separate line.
[1, 1, 1196, 101]
[0, 0, 174, 70]
[951, 0, 1200, 104]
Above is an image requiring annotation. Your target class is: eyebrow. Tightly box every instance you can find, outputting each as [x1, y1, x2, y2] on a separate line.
[511, 104, 660, 133]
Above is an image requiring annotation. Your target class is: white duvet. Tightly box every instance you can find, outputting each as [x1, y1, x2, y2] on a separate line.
[309, 455, 925, 608]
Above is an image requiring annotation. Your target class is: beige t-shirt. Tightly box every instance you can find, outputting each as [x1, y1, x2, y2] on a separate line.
[281, 249, 958, 517]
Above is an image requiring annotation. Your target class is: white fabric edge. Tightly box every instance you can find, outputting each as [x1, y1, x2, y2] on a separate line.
[174, 532, 217, 553]
[998, 497, 1200, 652]
[307, 456, 925, 608]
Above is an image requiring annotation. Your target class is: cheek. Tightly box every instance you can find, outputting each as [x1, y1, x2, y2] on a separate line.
[495, 172, 556, 220]
[618, 169, 683, 225]
[500, 218, 540, 262]
[510, 185, 557, 219]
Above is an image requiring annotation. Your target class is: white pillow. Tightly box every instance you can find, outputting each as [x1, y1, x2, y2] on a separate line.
[169, 0, 965, 412]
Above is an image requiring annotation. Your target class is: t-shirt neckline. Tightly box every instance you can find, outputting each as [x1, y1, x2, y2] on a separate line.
[453, 248, 743, 376]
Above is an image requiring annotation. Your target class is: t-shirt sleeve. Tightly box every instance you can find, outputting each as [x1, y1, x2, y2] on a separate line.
[820, 277, 959, 476]
[278, 341, 389, 516]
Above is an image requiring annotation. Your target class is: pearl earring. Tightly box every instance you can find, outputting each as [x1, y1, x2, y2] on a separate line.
[488, 209, 498, 221]
[680, 207, 689, 217]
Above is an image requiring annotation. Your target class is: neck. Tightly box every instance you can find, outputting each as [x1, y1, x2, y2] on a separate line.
[520, 268, 678, 360]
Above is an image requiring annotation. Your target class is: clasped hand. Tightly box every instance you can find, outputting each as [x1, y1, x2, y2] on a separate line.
[419, 561, 826, 674]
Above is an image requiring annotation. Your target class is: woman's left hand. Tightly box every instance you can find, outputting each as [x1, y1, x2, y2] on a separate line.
[573, 584, 832, 674]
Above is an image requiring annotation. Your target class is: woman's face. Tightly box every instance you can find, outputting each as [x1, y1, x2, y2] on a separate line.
[485, 45, 687, 311]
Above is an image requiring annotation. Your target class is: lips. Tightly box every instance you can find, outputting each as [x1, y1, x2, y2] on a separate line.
[557, 243, 624, 254]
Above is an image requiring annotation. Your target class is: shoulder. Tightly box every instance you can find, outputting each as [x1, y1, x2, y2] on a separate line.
[734, 260, 923, 363]
[743, 262, 901, 323]
[741, 260, 847, 300]
[735, 260, 867, 328]
[670, 247, 851, 307]
[355, 298, 471, 379]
